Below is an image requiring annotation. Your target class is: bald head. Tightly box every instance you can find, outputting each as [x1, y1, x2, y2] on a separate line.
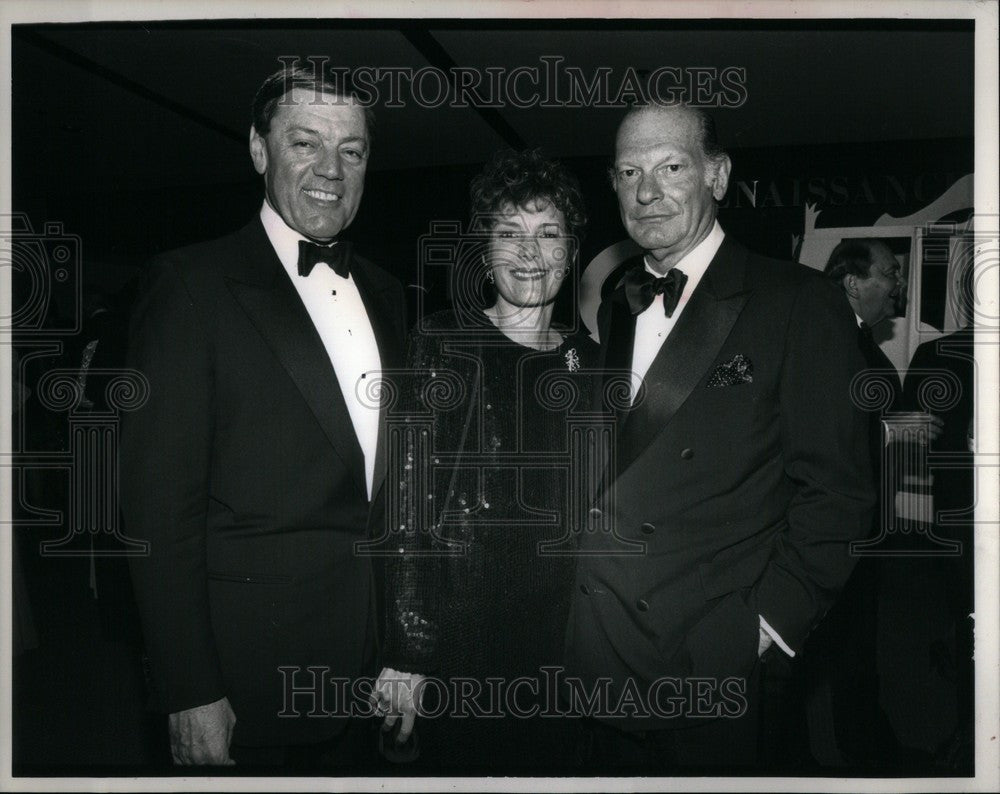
[615, 104, 726, 164]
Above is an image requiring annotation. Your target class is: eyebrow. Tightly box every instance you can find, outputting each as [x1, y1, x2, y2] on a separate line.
[283, 126, 367, 146]
[614, 152, 686, 169]
[492, 220, 564, 234]
[284, 126, 321, 137]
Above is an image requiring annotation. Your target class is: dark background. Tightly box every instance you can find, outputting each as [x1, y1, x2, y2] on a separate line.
[9, 18, 975, 774]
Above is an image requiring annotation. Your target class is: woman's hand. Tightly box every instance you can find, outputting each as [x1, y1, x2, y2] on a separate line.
[372, 667, 426, 744]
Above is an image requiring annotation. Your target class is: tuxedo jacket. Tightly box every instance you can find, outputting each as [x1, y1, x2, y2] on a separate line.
[565, 236, 874, 725]
[120, 217, 406, 747]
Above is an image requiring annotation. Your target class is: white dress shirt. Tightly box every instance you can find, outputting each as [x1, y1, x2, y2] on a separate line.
[627, 219, 794, 658]
[260, 200, 382, 500]
[629, 219, 725, 404]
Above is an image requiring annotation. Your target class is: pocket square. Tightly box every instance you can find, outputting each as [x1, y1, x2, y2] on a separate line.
[707, 354, 753, 388]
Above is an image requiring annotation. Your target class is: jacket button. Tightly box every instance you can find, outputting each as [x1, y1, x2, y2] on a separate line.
[580, 584, 590, 595]
[636, 599, 649, 612]
[589, 507, 603, 520]
[640, 523, 655, 534]
[680, 448, 694, 460]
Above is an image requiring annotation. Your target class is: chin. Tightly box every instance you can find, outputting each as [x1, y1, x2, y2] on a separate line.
[295, 210, 347, 235]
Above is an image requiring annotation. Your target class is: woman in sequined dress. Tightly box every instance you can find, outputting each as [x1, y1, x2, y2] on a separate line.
[374, 149, 597, 772]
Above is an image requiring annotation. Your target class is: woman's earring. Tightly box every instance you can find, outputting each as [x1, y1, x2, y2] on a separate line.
[485, 269, 495, 284]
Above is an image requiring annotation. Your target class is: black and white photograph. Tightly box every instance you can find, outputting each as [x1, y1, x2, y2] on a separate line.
[1, 0, 998, 790]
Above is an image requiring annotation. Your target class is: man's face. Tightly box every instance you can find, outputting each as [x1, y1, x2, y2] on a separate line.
[249, 88, 369, 241]
[612, 107, 730, 271]
[855, 247, 906, 327]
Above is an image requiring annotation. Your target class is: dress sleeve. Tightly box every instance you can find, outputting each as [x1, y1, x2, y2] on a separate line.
[381, 328, 447, 674]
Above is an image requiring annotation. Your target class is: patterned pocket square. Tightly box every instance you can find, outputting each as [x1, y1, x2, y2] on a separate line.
[707, 354, 753, 388]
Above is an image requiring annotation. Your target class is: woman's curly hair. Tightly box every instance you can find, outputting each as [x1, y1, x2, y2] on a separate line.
[469, 149, 588, 243]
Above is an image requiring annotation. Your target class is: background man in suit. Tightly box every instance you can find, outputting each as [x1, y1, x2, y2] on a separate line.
[824, 238, 942, 450]
[903, 321, 975, 767]
[798, 238, 923, 766]
[120, 66, 406, 767]
[565, 104, 874, 769]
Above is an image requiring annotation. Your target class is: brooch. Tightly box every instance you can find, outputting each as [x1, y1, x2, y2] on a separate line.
[564, 348, 580, 372]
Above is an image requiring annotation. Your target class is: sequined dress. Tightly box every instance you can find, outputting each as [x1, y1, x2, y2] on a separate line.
[382, 309, 598, 772]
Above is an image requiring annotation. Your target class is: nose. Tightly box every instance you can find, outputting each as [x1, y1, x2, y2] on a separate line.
[517, 239, 539, 261]
[314, 148, 344, 181]
[636, 172, 662, 205]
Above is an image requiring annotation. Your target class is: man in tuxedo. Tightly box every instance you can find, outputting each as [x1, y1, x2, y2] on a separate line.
[565, 104, 874, 769]
[120, 66, 406, 767]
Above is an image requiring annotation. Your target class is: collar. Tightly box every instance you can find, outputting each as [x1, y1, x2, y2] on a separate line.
[854, 313, 865, 328]
[259, 199, 339, 276]
[643, 219, 725, 282]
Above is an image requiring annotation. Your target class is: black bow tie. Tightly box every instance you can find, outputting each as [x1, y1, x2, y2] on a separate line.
[297, 240, 351, 279]
[624, 264, 689, 317]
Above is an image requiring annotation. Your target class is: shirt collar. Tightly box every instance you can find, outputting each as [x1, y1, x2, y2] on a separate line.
[644, 219, 725, 281]
[259, 199, 339, 276]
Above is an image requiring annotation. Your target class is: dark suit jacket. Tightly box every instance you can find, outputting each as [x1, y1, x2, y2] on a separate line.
[902, 327, 975, 516]
[120, 217, 406, 747]
[565, 236, 874, 728]
[857, 326, 902, 487]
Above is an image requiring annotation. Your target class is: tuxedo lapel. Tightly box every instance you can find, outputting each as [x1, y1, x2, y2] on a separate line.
[600, 294, 639, 425]
[226, 220, 367, 498]
[591, 260, 640, 503]
[595, 256, 641, 422]
[620, 238, 751, 472]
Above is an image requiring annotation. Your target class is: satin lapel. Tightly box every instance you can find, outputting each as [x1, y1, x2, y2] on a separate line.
[592, 264, 640, 502]
[350, 258, 403, 502]
[226, 222, 367, 498]
[620, 238, 751, 471]
[596, 271, 640, 426]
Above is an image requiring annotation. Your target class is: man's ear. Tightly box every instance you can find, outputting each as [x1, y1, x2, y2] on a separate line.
[249, 127, 268, 176]
[842, 273, 861, 299]
[710, 154, 732, 201]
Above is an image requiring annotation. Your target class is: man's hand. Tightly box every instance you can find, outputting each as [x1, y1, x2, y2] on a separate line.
[885, 412, 944, 445]
[371, 667, 426, 744]
[168, 696, 236, 765]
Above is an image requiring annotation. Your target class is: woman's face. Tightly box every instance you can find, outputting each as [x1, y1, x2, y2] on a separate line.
[487, 199, 573, 310]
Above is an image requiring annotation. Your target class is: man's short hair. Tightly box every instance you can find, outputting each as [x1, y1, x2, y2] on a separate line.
[824, 238, 891, 284]
[251, 64, 376, 141]
[470, 148, 588, 243]
[689, 106, 726, 161]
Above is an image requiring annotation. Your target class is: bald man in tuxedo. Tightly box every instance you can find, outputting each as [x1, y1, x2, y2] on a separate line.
[566, 104, 874, 769]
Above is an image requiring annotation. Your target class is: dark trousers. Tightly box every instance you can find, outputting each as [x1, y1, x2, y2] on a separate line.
[575, 662, 764, 773]
[229, 718, 381, 771]
[802, 556, 899, 767]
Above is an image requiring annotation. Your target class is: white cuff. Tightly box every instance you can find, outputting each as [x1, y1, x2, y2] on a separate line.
[759, 615, 796, 657]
